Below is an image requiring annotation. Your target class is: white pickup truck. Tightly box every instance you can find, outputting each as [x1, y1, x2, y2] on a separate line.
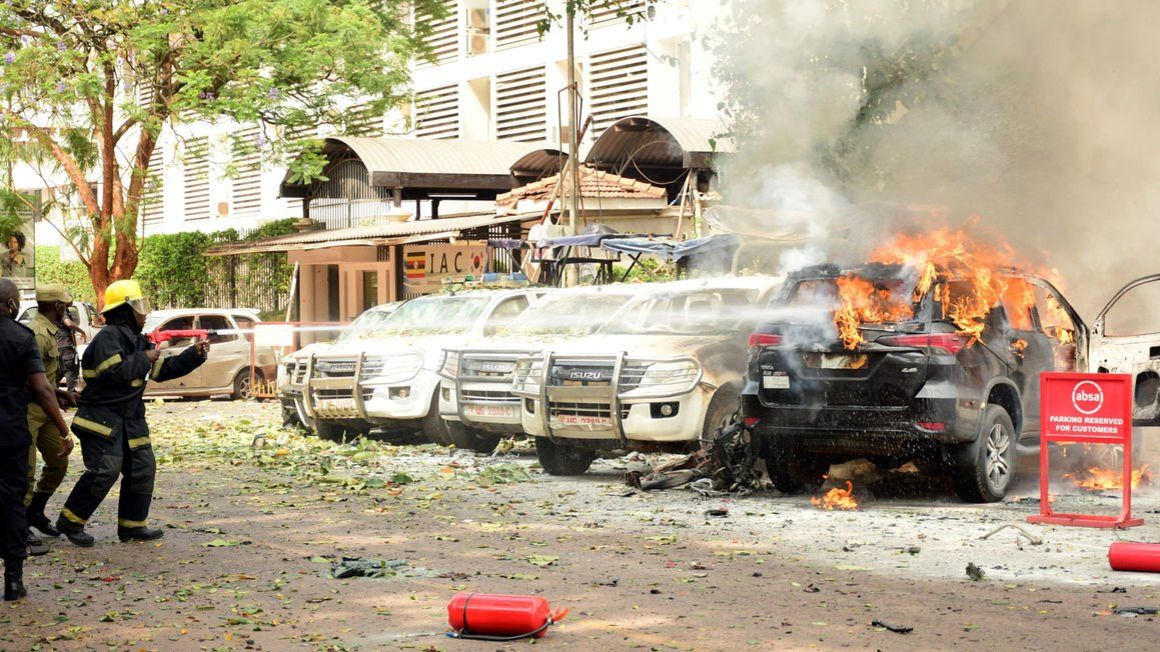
[510, 277, 783, 474]
[293, 289, 542, 442]
[438, 285, 642, 452]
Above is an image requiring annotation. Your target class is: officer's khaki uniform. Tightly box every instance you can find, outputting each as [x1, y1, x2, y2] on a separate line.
[25, 313, 69, 505]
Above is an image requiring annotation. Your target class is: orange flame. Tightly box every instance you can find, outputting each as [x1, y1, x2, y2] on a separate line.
[811, 480, 859, 510]
[1063, 464, 1153, 491]
[831, 225, 1071, 351]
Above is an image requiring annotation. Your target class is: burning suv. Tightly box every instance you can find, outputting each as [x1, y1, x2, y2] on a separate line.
[511, 277, 783, 475]
[292, 289, 540, 441]
[744, 254, 1160, 502]
[438, 285, 641, 453]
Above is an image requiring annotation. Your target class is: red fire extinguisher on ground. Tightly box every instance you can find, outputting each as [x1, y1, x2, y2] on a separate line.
[447, 592, 569, 641]
[1109, 541, 1160, 573]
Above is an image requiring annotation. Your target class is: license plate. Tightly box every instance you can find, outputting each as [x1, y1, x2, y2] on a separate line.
[317, 398, 356, 412]
[803, 353, 869, 370]
[552, 413, 612, 428]
[763, 374, 790, 389]
[465, 404, 517, 418]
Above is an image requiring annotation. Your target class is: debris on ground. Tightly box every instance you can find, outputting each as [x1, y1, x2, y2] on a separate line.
[871, 619, 914, 634]
[966, 562, 986, 581]
[330, 557, 409, 579]
[980, 523, 1044, 546]
[1112, 607, 1158, 616]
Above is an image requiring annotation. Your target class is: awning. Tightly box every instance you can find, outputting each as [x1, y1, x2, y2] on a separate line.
[585, 116, 735, 173]
[600, 234, 742, 263]
[204, 212, 538, 256]
[280, 137, 562, 198]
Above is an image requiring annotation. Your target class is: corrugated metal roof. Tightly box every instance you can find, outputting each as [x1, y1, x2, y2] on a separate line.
[281, 137, 561, 195]
[585, 116, 735, 171]
[204, 212, 537, 256]
[496, 165, 666, 208]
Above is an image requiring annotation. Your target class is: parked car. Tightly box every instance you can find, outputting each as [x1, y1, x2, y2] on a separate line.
[743, 265, 1159, 502]
[142, 308, 275, 399]
[510, 277, 783, 475]
[438, 285, 641, 452]
[279, 301, 402, 429]
[299, 289, 543, 442]
[19, 299, 102, 344]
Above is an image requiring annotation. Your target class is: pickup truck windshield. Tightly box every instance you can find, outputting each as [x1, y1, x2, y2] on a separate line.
[339, 307, 396, 342]
[364, 296, 489, 337]
[600, 288, 758, 335]
[498, 292, 634, 337]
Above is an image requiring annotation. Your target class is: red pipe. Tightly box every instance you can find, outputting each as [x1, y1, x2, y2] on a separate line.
[1108, 541, 1160, 573]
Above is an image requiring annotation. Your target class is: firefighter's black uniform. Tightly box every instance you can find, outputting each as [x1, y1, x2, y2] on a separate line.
[57, 319, 205, 541]
[0, 313, 41, 566]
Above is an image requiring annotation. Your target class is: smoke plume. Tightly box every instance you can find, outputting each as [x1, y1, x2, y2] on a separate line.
[709, 0, 1160, 320]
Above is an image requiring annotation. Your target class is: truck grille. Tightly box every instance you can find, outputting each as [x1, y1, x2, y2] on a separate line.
[462, 388, 519, 403]
[548, 401, 630, 420]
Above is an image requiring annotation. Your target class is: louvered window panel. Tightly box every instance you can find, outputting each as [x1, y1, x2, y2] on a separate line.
[587, 0, 646, 26]
[183, 136, 210, 222]
[136, 80, 157, 110]
[495, 0, 544, 50]
[346, 103, 384, 137]
[142, 147, 165, 227]
[280, 125, 316, 215]
[496, 67, 547, 142]
[414, 85, 459, 140]
[232, 127, 262, 218]
[416, 1, 459, 66]
[588, 45, 649, 135]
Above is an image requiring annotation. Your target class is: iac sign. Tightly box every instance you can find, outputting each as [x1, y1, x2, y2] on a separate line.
[427, 248, 483, 275]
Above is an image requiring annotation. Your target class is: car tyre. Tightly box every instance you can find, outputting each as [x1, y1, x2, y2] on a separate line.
[700, 387, 740, 451]
[952, 404, 1016, 503]
[762, 436, 815, 495]
[314, 422, 346, 442]
[446, 421, 502, 454]
[422, 393, 452, 445]
[535, 438, 595, 476]
[232, 369, 260, 401]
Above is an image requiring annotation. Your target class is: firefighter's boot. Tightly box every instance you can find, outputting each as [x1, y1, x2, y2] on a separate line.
[55, 516, 94, 548]
[118, 526, 164, 543]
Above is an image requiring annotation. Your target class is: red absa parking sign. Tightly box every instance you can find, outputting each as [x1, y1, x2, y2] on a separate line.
[1041, 373, 1131, 441]
[1030, 372, 1141, 528]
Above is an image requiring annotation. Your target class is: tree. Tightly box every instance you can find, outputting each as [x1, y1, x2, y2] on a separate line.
[0, 0, 445, 303]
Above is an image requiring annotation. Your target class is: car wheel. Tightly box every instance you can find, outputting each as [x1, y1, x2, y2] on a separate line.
[952, 404, 1016, 503]
[762, 435, 815, 495]
[446, 420, 503, 454]
[314, 422, 346, 442]
[232, 370, 259, 400]
[422, 393, 452, 445]
[700, 387, 740, 451]
[535, 438, 595, 476]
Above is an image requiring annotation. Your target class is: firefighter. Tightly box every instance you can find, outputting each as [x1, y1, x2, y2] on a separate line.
[25, 284, 79, 542]
[1, 279, 71, 601]
[55, 280, 209, 547]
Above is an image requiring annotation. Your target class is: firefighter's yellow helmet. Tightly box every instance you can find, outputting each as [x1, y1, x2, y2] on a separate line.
[102, 279, 152, 315]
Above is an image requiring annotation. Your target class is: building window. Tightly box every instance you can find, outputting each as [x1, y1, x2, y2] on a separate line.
[346, 103, 385, 137]
[183, 136, 210, 222]
[416, 0, 459, 66]
[231, 127, 262, 219]
[414, 84, 460, 140]
[495, 66, 547, 142]
[586, 0, 647, 27]
[588, 45, 649, 135]
[142, 147, 165, 228]
[495, 0, 544, 50]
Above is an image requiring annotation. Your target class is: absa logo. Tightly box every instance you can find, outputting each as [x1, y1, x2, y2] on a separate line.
[1071, 380, 1104, 415]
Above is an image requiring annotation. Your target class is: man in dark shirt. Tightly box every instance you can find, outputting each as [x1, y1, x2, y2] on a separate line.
[0, 279, 71, 601]
[57, 306, 86, 393]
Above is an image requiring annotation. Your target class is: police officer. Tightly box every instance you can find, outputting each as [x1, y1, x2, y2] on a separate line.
[0, 279, 71, 601]
[56, 280, 208, 547]
[25, 284, 79, 540]
[58, 302, 86, 394]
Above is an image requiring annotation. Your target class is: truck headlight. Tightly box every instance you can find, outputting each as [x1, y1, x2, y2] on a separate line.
[510, 356, 544, 397]
[440, 350, 460, 378]
[364, 353, 423, 384]
[626, 359, 700, 397]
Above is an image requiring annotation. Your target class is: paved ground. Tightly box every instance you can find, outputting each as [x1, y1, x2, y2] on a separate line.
[3, 400, 1158, 651]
